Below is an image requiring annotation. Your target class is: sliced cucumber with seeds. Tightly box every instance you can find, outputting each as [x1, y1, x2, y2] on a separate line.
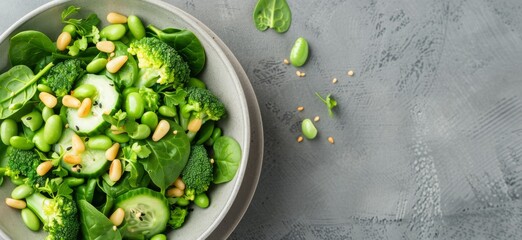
[67, 74, 120, 135]
[54, 129, 110, 177]
[115, 188, 169, 239]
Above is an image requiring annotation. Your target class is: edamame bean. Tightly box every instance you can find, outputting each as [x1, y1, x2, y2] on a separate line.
[123, 87, 139, 99]
[33, 128, 51, 152]
[125, 92, 145, 119]
[301, 118, 317, 139]
[72, 84, 97, 99]
[41, 107, 54, 122]
[127, 15, 146, 40]
[289, 37, 309, 67]
[64, 177, 85, 187]
[188, 77, 206, 89]
[150, 234, 167, 240]
[21, 208, 41, 231]
[44, 115, 63, 144]
[176, 197, 190, 207]
[10, 176, 24, 186]
[11, 185, 34, 200]
[87, 135, 113, 150]
[194, 193, 210, 208]
[158, 106, 176, 117]
[105, 129, 130, 143]
[10, 136, 35, 150]
[86, 58, 108, 74]
[1, 119, 18, 145]
[100, 24, 126, 41]
[205, 127, 222, 146]
[196, 121, 215, 145]
[62, 24, 77, 38]
[37, 84, 53, 93]
[141, 111, 159, 129]
[21, 111, 43, 131]
[129, 124, 151, 140]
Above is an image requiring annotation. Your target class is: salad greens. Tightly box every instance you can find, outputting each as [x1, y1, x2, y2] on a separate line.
[315, 92, 338, 117]
[0, 6, 243, 240]
[253, 0, 292, 33]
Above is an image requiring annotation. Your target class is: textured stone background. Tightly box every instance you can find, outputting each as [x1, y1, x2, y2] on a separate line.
[3, 0, 522, 239]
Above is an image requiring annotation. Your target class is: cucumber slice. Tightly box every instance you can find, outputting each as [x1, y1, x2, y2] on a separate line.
[67, 74, 120, 135]
[54, 129, 110, 177]
[115, 188, 169, 239]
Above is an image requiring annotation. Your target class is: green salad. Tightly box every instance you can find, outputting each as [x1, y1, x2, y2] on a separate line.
[0, 6, 242, 240]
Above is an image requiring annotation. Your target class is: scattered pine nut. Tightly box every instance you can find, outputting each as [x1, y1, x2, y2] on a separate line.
[78, 98, 92, 118]
[5, 198, 26, 209]
[166, 188, 184, 198]
[297, 136, 304, 143]
[187, 118, 203, 133]
[107, 12, 127, 24]
[106, 55, 128, 73]
[36, 161, 53, 176]
[110, 208, 125, 226]
[296, 70, 301, 76]
[109, 159, 122, 182]
[64, 153, 82, 165]
[300, 72, 306, 77]
[283, 59, 289, 65]
[113, 226, 117, 231]
[347, 70, 354, 76]
[56, 32, 72, 51]
[96, 41, 116, 53]
[62, 95, 81, 108]
[71, 133, 85, 154]
[152, 120, 170, 142]
[173, 130, 178, 135]
[105, 143, 120, 161]
[210, 158, 215, 164]
[332, 78, 338, 84]
[328, 137, 335, 144]
[111, 129, 125, 135]
[297, 106, 304, 112]
[65, 124, 69, 129]
[314, 116, 320, 122]
[39, 92, 57, 108]
[173, 177, 186, 190]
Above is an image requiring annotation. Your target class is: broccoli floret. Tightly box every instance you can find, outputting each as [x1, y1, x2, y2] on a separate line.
[180, 87, 226, 133]
[26, 192, 80, 240]
[3, 148, 48, 186]
[42, 59, 85, 97]
[168, 207, 188, 229]
[139, 87, 160, 111]
[181, 145, 213, 194]
[128, 37, 190, 88]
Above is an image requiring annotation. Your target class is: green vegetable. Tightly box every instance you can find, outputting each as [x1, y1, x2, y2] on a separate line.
[44, 115, 63, 145]
[100, 24, 126, 40]
[61, 6, 101, 37]
[75, 178, 97, 202]
[11, 184, 34, 199]
[128, 15, 146, 40]
[42, 59, 85, 97]
[182, 145, 213, 194]
[86, 58, 108, 73]
[37, 84, 53, 93]
[315, 92, 338, 117]
[187, 77, 206, 89]
[141, 111, 159, 129]
[290, 37, 309, 67]
[1, 119, 18, 145]
[10, 136, 35, 150]
[9, 31, 56, 68]
[33, 128, 51, 152]
[175, 197, 190, 207]
[62, 24, 77, 37]
[205, 127, 222, 146]
[21, 208, 41, 231]
[125, 92, 145, 119]
[139, 87, 160, 112]
[105, 41, 139, 88]
[195, 121, 215, 145]
[26, 192, 80, 240]
[78, 200, 122, 240]
[0, 148, 49, 187]
[151, 234, 167, 240]
[140, 121, 190, 193]
[128, 37, 190, 88]
[72, 84, 97, 99]
[147, 25, 206, 75]
[213, 136, 241, 184]
[22, 111, 44, 132]
[158, 105, 176, 117]
[0, 63, 54, 119]
[301, 118, 317, 139]
[63, 177, 85, 187]
[253, 0, 292, 33]
[87, 135, 113, 150]
[180, 87, 227, 131]
[41, 107, 54, 122]
[194, 193, 210, 208]
[168, 207, 188, 229]
[129, 124, 151, 140]
[105, 128, 130, 143]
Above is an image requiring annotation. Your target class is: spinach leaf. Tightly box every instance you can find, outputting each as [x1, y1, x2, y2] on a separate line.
[61, 6, 101, 37]
[9, 30, 56, 68]
[104, 41, 138, 88]
[78, 200, 122, 240]
[0, 63, 54, 119]
[141, 121, 190, 193]
[253, 0, 292, 33]
[213, 136, 242, 184]
[52, 46, 99, 63]
[76, 178, 97, 203]
[147, 25, 206, 76]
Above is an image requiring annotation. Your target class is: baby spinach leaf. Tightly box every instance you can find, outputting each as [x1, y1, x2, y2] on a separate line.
[0, 63, 54, 119]
[78, 200, 122, 240]
[213, 136, 242, 184]
[147, 25, 206, 76]
[104, 41, 138, 88]
[9, 30, 56, 68]
[140, 121, 190, 193]
[253, 0, 292, 33]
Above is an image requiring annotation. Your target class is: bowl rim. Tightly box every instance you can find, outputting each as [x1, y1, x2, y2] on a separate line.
[0, 0, 251, 239]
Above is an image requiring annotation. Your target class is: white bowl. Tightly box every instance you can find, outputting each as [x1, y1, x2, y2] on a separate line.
[0, 0, 250, 239]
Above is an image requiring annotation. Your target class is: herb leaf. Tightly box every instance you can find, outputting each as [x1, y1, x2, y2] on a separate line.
[61, 6, 100, 37]
[315, 92, 338, 117]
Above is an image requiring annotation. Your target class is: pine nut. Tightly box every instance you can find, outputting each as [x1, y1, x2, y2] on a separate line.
[166, 188, 184, 198]
[328, 136, 335, 144]
[63, 153, 82, 165]
[110, 208, 125, 226]
[96, 41, 115, 53]
[107, 12, 127, 24]
[62, 95, 81, 108]
[173, 177, 185, 190]
[111, 129, 125, 135]
[56, 32, 72, 51]
[106, 55, 128, 73]
[5, 198, 26, 209]
[105, 143, 120, 161]
[152, 120, 170, 142]
[187, 118, 203, 133]
[314, 116, 320, 122]
[39, 92, 57, 108]
[109, 159, 122, 182]
[77, 98, 92, 118]
[297, 136, 303, 143]
[297, 106, 304, 112]
[283, 59, 289, 65]
[347, 70, 354, 76]
[71, 133, 85, 154]
[36, 161, 53, 176]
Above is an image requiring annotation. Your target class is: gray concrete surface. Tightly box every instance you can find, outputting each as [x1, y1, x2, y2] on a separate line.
[3, 0, 522, 239]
